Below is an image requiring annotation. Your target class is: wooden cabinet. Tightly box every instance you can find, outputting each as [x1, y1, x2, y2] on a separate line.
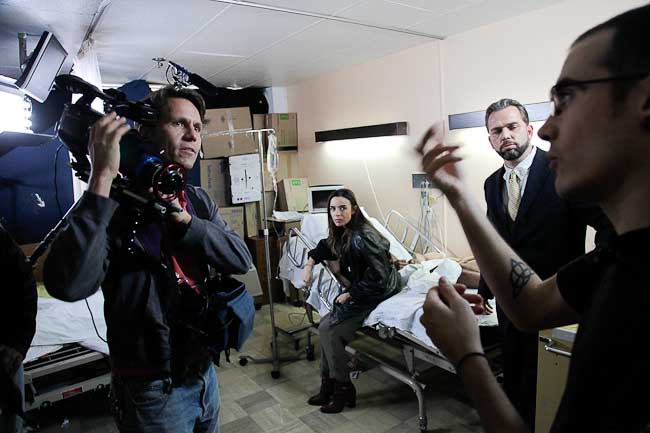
[245, 235, 286, 305]
[535, 325, 576, 433]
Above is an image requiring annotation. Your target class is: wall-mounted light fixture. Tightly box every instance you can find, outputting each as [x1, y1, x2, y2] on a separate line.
[448, 102, 551, 130]
[315, 122, 408, 142]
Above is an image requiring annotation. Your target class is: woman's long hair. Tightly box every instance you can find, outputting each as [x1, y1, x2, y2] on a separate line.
[326, 188, 372, 258]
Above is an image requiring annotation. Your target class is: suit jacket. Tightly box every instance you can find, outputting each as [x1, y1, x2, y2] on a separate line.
[478, 149, 613, 325]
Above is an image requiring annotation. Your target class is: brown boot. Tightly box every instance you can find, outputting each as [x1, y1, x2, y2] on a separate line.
[320, 380, 356, 413]
[307, 377, 335, 406]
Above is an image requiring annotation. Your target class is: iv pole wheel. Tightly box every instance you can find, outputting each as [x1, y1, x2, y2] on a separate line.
[271, 370, 281, 379]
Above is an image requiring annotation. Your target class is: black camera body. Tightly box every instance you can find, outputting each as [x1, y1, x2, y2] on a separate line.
[54, 75, 186, 205]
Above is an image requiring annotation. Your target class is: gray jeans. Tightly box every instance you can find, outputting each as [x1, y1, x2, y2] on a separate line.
[318, 313, 365, 382]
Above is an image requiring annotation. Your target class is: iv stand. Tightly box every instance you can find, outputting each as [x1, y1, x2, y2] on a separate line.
[202, 127, 303, 378]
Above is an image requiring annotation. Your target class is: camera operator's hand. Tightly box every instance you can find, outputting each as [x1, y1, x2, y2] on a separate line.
[168, 197, 192, 226]
[88, 112, 130, 198]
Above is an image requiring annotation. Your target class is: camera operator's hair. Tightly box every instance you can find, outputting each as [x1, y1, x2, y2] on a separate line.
[485, 98, 530, 129]
[574, 4, 650, 101]
[145, 86, 209, 124]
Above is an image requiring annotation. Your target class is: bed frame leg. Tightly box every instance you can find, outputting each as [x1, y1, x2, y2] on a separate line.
[344, 346, 429, 432]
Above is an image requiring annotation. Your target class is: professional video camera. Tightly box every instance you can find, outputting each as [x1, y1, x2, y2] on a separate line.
[54, 74, 187, 211]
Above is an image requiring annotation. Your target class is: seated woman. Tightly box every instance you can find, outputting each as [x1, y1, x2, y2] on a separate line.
[302, 188, 401, 414]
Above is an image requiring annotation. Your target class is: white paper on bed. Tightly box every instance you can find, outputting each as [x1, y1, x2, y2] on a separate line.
[26, 290, 109, 362]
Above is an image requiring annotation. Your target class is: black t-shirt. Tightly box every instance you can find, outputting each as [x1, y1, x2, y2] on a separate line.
[552, 227, 650, 433]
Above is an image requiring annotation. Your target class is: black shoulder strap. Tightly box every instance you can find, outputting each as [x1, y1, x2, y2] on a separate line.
[186, 187, 210, 220]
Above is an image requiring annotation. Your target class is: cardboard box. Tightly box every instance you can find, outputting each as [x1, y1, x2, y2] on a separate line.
[218, 206, 245, 239]
[229, 153, 262, 204]
[263, 150, 299, 191]
[277, 178, 309, 212]
[244, 202, 259, 238]
[202, 107, 257, 158]
[244, 191, 276, 237]
[200, 158, 230, 206]
[267, 113, 298, 148]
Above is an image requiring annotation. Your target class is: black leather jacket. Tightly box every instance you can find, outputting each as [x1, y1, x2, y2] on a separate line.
[44, 186, 252, 376]
[308, 225, 400, 323]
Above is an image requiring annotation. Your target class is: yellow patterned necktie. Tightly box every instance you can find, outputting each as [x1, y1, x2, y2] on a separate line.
[508, 170, 521, 220]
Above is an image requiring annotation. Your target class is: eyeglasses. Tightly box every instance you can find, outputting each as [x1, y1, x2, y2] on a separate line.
[549, 72, 649, 116]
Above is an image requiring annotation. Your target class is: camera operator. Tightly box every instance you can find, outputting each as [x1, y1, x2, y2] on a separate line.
[44, 86, 252, 433]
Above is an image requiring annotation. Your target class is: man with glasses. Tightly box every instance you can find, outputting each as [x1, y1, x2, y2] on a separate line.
[418, 4, 650, 433]
[477, 99, 611, 429]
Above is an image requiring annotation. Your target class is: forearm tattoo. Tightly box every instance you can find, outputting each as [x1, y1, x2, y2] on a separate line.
[510, 258, 533, 299]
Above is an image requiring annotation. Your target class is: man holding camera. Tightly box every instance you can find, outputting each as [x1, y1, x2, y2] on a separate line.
[44, 87, 252, 433]
[418, 4, 650, 433]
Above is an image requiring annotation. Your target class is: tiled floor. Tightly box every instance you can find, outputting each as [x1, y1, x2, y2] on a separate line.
[27, 303, 485, 433]
[219, 303, 484, 433]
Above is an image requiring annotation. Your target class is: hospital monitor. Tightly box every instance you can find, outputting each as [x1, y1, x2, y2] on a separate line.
[15, 31, 68, 103]
[308, 184, 344, 213]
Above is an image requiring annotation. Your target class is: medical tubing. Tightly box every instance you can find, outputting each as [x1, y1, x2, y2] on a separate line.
[454, 351, 487, 375]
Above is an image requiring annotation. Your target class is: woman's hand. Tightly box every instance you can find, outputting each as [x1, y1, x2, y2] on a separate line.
[335, 292, 352, 304]
[303, 263, 314, 287]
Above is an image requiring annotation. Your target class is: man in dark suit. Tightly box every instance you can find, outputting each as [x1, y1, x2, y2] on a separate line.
[477, 98, 611, 428]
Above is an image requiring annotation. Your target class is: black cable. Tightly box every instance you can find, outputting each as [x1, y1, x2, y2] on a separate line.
[85, 298, 108, 343]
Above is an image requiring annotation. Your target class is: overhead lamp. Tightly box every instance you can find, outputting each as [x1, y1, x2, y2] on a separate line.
[315, 122, 408, 142]
[448, 102, 551, 130]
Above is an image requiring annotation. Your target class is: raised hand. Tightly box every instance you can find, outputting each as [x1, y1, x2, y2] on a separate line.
[88, 111, 130, 197]
[416, 125, 464, 201]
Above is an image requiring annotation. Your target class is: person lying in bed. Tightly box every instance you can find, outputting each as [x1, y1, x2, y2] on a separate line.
[302, 188, 401, 414]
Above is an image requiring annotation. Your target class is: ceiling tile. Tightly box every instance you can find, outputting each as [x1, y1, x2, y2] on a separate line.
[339, 0, 436, 28]
[179, 4, 319, 60]
[237, 0, 362, 15]
[411, 0, 566, 36]
[382, 0, 473, 15]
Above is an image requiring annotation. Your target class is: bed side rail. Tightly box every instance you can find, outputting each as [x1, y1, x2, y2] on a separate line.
[284, 228, 342, 312]
[383, 209, 445, 256]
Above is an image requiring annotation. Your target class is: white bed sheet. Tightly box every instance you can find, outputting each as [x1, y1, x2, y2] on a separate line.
[277, 213, 498, 352]
[25, 290, 109, 363]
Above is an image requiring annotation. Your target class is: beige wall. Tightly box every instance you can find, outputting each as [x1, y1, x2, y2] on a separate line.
[287, 41, 443, 231]
[287, 0, 645, 257]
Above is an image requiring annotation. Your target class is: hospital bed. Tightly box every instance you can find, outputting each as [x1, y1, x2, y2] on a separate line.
[23, 290, 111, 411]
[277, 210, 500, 433]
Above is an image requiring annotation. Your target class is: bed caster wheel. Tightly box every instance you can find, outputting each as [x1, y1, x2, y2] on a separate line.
[306, 347, 315, 361]
[239, 357, 248, 366]
[271, 370, 281, 379]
